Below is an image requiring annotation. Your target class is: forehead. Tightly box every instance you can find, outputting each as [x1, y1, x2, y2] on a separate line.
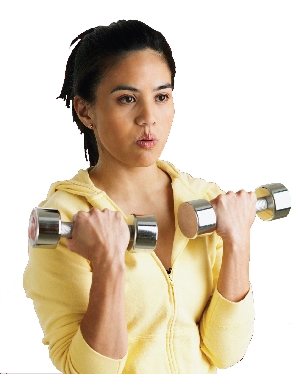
[101, 49, 172, 89]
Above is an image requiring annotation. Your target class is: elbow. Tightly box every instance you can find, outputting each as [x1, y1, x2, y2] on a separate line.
[201, 327, 254, 369]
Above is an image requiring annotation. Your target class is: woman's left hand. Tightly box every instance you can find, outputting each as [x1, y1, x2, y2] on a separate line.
[210, 190, 257, 247]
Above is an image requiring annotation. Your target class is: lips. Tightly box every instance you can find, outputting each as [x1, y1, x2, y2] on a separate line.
[136, 134, 158, 149]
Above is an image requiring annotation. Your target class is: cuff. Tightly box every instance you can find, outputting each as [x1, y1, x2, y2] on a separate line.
[206, 286, 255, 327]
[69, 328, 128, 374]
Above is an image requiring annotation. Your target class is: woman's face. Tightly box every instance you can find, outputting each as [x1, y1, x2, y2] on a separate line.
[88, 49, 175, 168]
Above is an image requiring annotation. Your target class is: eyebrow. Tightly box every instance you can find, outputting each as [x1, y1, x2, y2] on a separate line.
[110, 83, 173, 94]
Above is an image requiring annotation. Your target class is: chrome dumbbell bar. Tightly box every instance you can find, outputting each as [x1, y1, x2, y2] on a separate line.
[178, 183, 291, 239]
[28, 207, 158, 253]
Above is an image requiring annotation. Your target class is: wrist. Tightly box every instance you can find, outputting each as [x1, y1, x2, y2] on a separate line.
[92, 259, 125, 277]
[91, 259, 125, 288]
[222, 231, 250, 252]
[91, 248, 126, 272]
[218, 237, 250, 302]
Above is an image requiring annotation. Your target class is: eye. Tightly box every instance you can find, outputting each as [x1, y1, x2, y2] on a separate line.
[155, 93, 170, 103]
[118, 95, 136, 104]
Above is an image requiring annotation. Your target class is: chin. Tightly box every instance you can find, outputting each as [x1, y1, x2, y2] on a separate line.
[133, 159, 157, 168]
[130, 152, 160, 168]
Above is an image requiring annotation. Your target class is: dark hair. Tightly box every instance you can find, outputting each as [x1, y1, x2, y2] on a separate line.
[57, 20, 176, 166]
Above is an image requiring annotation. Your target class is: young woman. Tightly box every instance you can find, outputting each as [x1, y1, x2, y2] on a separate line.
[24, 20, 256, 374]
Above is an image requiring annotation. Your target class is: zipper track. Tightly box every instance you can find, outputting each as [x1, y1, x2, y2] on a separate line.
[166, 269, 178, 374]
[150, 252, 179, 373]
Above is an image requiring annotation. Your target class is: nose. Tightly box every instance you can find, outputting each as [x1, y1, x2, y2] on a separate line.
[135, 100, 156, 128]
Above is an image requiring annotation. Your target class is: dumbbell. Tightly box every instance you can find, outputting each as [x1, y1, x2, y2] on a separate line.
[178, 183, 291, 239]
[28, 207, 158, 253]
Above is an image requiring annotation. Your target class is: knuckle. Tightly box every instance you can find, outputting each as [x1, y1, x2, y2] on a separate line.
[115, 211, 123, 219]
[214, 193, 226, 204]
[91, 207, 101, 216]
[102, 208, 113, 217]
[75, 210, 87, 222]
[217, 192, 226, 201]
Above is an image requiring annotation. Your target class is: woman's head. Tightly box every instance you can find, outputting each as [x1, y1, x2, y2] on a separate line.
[58, 20, 176, 166]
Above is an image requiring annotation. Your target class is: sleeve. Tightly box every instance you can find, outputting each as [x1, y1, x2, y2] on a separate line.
[199, 235, 255, 369]
[23, 238, 127, 374]
[175, 170, 255, 368]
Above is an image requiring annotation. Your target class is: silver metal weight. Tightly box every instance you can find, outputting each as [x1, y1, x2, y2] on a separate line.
[28, 207, 158, 253]
[178, 183, 291, 239]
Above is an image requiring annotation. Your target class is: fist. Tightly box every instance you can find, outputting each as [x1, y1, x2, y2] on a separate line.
[210, 190, 257, 244]
[67, 208, 130, 267]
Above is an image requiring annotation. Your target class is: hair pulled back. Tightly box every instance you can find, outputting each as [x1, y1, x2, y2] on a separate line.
[57, 20, 176, 166]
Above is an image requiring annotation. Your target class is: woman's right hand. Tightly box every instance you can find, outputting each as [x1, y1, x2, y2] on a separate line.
[67, 208, 130, 268]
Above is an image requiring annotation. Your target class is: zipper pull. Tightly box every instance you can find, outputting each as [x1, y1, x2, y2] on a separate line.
[166, 268, 174, 283]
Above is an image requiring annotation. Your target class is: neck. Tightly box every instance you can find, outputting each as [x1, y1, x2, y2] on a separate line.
[89, 157, 168, 200]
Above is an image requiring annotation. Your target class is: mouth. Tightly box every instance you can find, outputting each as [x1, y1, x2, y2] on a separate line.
[136, 134, 158, 149]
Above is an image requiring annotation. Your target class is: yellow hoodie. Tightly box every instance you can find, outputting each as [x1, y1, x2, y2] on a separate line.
[23, 160, 254, 374]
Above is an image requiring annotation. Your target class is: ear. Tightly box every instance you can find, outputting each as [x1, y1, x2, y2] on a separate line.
[73, 96, 94, 128]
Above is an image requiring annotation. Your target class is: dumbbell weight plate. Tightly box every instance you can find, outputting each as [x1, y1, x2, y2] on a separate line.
[255, 183, 291, 221]
[127, 214, 158, 253]
[29, 208, 63, 249]
[178, 200, 216, 239]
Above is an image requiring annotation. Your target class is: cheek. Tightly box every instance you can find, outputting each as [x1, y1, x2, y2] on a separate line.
[161, 107, 174, 132]
[164, 100, 175, 120]
[95, 117, 132, 150]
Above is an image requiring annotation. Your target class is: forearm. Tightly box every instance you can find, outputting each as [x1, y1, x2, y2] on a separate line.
[200, 281, 254, 368]
[80, 264, 128, 359]
[210, 189, 256, 303]
[200, 234, 253, 368]
[217, 235, 250, 302]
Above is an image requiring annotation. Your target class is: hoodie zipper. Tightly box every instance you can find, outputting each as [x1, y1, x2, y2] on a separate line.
[166, 268, 178, 374]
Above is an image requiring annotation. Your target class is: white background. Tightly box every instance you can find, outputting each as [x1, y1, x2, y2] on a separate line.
[0, 1, 299, 373]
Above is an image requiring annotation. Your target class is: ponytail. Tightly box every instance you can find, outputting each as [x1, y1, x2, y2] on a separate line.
[57, 27, 99, 166]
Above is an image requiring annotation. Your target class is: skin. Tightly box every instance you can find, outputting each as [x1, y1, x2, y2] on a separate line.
[69, 48, 257, 359]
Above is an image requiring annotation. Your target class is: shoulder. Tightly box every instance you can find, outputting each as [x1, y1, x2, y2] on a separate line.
[38, 169, 98, 221]
[157, 160, 224, 201]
